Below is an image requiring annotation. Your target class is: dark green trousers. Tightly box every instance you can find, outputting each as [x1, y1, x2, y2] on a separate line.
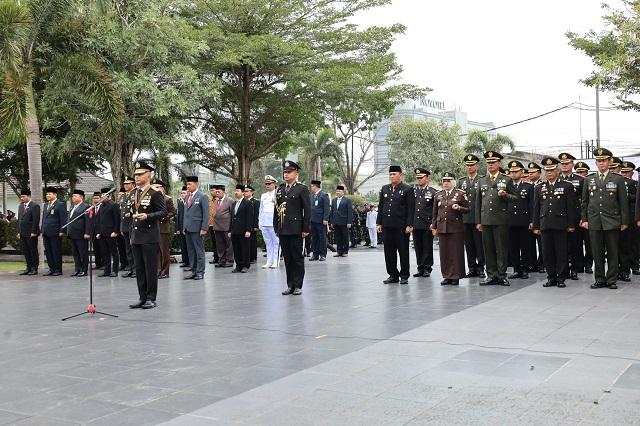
[482, 224, 509, 280]
[589, 229, 619, 284]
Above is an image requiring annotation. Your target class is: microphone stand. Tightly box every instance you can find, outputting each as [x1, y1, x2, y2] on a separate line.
[61, 192, 118, 321]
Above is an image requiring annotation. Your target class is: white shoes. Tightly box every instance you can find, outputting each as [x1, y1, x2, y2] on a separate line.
[261, 263, 271, 269]
[269, 262, 278, 268]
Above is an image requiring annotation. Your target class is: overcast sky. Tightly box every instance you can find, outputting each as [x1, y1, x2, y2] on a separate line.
[357, 0, 640, 158]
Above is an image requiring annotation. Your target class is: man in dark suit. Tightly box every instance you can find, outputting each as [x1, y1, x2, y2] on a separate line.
[175, 186, 190, 267]
[275, 160, 311, 295]
[42, 187, 67, 276]
[230, 184, 255, 273]
[329, 185, 353, 257]
[243, 185, 260, 264]
[66, 189, 91, 276]
[95, 187, 121, 277]
[129, 160, 168, 309]
[376, 165, 415, 284]
[619, 161, 638, 280]
[459, 154, 485, 278]
[17, 189, 40, 275]
[212, 185, 234, 268]
[90, 192, 103, 269]
[183, 176, 209, 280]
[506, 161, 534, 279]
[558, 152, 585, 279]
[533, 158, 576, 288]
[120, 177, 136, 277]
[309, 180, 330, 261]
[153, 180, 176, 279]
[412, 168, 437, 278]
[574, 162, 593, 273]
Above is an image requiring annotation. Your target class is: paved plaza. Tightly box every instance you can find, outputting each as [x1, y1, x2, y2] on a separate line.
[1, 248, 640, 425]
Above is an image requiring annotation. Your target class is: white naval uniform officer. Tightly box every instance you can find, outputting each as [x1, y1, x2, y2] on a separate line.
[259, 175, 280, 268]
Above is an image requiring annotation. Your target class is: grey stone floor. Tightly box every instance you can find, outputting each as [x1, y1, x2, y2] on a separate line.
[1, 248, 640, 425]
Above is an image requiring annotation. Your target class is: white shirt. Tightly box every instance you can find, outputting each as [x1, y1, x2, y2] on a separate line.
[366, 210, 378, 228]
[336, 197, 343, 209]
[259, 190, 276, 228]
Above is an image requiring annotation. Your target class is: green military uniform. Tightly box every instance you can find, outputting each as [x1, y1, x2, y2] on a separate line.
[475, 151, 517, 285]
[581, 148, 629, 289]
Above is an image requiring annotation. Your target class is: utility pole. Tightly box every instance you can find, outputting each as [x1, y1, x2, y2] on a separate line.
[595, 85, 601, 148]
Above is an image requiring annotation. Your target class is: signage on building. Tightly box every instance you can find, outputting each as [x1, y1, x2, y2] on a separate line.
[418, 97, 445, 110]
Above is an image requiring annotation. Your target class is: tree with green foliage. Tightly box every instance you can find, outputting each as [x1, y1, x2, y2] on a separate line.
[387, 118, 465, 183]
[185, 0, 423, 184]
[0, 0, 123, 206]
[567, 1, 640, 110]
[463, 130, 515, 156]
[295, 128, 340, 181]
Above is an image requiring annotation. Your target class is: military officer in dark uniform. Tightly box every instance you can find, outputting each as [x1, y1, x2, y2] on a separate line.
[376, 165, 415, 285]
[412, 168, 437, 278]
[431, 172, 469, 285]
[42, 187, 68, 276]
[533, 158, 576, 288]
[66, 189, 91, 277]
[120, 176, 136, 277]
[581, 148, 629, 289]
[558, 153, 585, 279]
[505, 160, 534, 279]
[274, 160, 311, 295]
[459, 154, 485, 278]
[619, 161, 638, 280]
[574, 162, 593, 273]
[128, 161, 167, 309]
[476, 151, 516, 286]
[17, 189, 40, 275]
[527, 162, 545, 273]
[95, 187, 121, 278]
[243, 185, 260, 264]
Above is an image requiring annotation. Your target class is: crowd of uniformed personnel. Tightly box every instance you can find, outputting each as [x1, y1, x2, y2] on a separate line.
[13, 148, 640, 308]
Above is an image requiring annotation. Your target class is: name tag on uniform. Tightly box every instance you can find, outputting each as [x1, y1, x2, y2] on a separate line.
[314, 200, 318, 206]
[606, 182, 617, 192]
[50, 210, 55, 215]
[554, 187, 564, 195]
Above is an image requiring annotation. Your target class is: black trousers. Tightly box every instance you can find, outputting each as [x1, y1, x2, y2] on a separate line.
[132, 243, 159, 302]
[280, 234, 304, 289]
[412, 228, 434, 273]
[567, 229, 584, 273]
[43, 235, 62, 273]
[250, 231, 257, 262]
[231, 233, 251, 270]
[580, 228, 592, 269]
[382, 227, 410, 279]
[619, 225, 639, 274]
[310, 222, 327, 258]
[590, 229, 620, 285]
[181, 233, 190, 265]
[21, 235, 39, 271]
[207, 227, 217, 263]
[334, 225, 349, 254]
[99, 236, 119, 275]
[541, 229, 568, 281]
[70, 238, 89, 273]
[122, 232, 134, 271]
[92, 236, 103, 268]
[464, 223, 484, 272]
[117, 235, 128, 269]
[508, 226, 531, 274]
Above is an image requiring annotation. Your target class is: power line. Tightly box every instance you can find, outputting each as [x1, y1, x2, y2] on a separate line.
[458, 102, 576, 137]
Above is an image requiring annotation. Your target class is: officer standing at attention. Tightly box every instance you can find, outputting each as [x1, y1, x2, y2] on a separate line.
[243, 185, 260, 264]
[309, 180, 330, 261]
[183, 176, 209, 281]
[95, 187, 121, 278]
[412, 168, 437, 278]
[17, 189, 40, 275]
[618, 161, 638, 280]
[66, 189, 91, 277]
[431, 172, 469, 285]
[376, 165, 415, 285]
[558, 153, 585, 279]
[259, 175, 280, 268]
[42, 187, 68, 276]
[329, 185, 353, 257]
[120, 176, 136, 277]
[459, 154, 485, 278]
[506, 160, 534, 280]
[581, 148, 629, 290]
[153, 180, 176, 279]
[176, 186, 190, 268]
[129, 161, 167, 309]
[274, 161, 311, 295]
[574, 162, 593, 273]
[527, 162, 545, 273]
[476, 151, 516, 286]
[532, 158, 576, 288]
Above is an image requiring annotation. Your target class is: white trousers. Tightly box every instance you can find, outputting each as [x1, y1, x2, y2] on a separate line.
[368, 227, 378, 247]
[260, 226, 280, 264]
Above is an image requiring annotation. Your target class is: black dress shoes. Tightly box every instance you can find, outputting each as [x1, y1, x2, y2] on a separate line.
[543, 280, 556, 287]
[51, 271, 62, 276]
[413, 272, 424, 278]
[70, 272, 79, 277]
[383, 277, 399, 284]
[423, 271, 431, 277]
[478, 271, 486, 278]
[129, 300, 144, 309]
[77, 272, 87, 277]
[319, 257, 326, 261]
[501, 279, 510, 286]
[608, 283, 618, 289]
[557, 281, 566, 288]
[282, 288, 294, 295]
[19, 270, 30, 276]
[521, 272, 529, 279]
[333, 254, 342, 257]
[98, 273, 110, 277]
[231, 268, 242, 273]
[27, 270, 38, 275]
[480, 277, 497, 286]
[158, 274, 169, 279]
[109, 272, 118, 277]
[569, 271, 579, 280]
[292, 289, 302, 295]
[43, 271, 54, 276]
[590, 282, 607, 289]
[585, 267, 593, 274]
[632, 269, 640, 276]
[508, 272, 522, 279]
[399, 278, 409, 285]
[141, 301, 157, 309]
[464, 271, 479, 278]
[185, 274, 196, 280]
[208, 260, 216, 264]
[440, 279, 450, 285]
[450, 279, 459, 286]
[192, 274, 204, 280]
[309, 257, 319, 261]
[619, 274, 631, 282]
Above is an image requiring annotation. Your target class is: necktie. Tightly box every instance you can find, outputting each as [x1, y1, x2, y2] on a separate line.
[216, 199, 221, 210]
[71, 205, 77, 217]
[187, 192, 194, 208]
[600, 173, 605, 182]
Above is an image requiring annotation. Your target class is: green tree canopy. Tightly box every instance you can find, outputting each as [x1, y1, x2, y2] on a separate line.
[463, 130, 515, 156]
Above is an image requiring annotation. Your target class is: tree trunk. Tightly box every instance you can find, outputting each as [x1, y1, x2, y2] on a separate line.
[315, 156, 322, 181]
[111, 135, 124, 191]
[25, 83, 44, 264]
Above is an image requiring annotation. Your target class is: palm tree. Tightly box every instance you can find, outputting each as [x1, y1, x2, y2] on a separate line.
[463, 130, 516, 155]
[297, 128, 341, 182]
[0, 0, 123, 205]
